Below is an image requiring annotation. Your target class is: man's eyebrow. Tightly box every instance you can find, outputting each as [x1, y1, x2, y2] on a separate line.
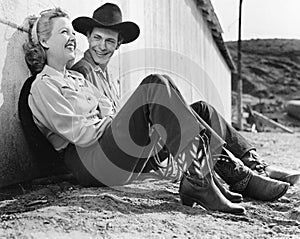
[92, 34, 116, 41]
[106, 38, 116, 42]
[92, 33, 102, 38]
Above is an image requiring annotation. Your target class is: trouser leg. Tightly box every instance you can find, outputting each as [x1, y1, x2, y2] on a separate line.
[110, 74, 205, 159]
[190, 101, 255, 158]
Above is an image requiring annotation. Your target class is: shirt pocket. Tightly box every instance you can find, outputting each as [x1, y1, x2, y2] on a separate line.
[61, 85, 97, 115]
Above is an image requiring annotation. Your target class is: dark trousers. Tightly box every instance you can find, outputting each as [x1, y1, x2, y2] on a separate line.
[190, 101, 254, 159]
[64, 74, 205, 186]
[64, 74, 253, 187]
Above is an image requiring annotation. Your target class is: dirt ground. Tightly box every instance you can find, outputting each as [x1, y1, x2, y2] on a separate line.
[0, 131, 299, 239]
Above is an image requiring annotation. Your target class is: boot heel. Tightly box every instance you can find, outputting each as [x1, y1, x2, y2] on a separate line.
[180, 194, 195, 207]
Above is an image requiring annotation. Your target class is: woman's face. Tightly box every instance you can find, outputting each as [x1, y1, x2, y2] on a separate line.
[43, 17, 76, 66]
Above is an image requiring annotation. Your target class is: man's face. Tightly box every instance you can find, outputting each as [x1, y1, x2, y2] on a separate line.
[87, 27, 119, 68]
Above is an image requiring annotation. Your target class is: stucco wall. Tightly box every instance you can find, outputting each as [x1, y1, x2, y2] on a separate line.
[0, 0, 231, 187]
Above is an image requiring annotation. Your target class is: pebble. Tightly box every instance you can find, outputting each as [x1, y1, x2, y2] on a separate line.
[278, 197, 291, 203]
[289, 209, 300, 221]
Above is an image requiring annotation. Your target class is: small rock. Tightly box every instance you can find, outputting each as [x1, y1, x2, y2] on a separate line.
[278, 197, 291, 203]
[106, 222, 112, 229]
[268, 223, 277, 228]
[26, 199, 48, 207]
[289, 209, 300, 221]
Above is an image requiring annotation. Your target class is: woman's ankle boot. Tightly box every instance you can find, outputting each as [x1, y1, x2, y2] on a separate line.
[179, 174, 246, 214]
[178, 136, 245, 215]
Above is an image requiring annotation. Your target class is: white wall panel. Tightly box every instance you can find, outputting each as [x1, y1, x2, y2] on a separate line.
[0, 0, 232, 186]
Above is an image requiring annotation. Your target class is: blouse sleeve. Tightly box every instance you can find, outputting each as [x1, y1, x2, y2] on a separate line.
[29, 77, 112, 148]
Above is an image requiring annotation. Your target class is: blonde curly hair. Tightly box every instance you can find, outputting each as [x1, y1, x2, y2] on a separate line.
[23, 8, 69, 75]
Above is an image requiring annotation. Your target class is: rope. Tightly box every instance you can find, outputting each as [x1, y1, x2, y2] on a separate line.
[0, 18, 29, 33]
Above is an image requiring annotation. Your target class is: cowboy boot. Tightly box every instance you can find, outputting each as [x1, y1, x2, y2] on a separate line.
[241, 150, 300, 185]
[241, 173, 289, 201]
[178, 135, 246, 215]
[214, 148, 289, 201]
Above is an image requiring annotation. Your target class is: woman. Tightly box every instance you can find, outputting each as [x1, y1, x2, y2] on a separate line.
[23, 8, 288, 215]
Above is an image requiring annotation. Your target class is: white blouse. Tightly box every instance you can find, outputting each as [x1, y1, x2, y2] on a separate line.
[28, 65, 114, 151]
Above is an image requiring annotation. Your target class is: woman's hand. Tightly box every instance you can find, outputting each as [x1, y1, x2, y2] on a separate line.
[98, 95, 115, 117]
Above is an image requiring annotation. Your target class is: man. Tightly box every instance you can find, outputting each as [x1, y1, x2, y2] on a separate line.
[71, 3, 299, 200]
[70, 3, 138, 111]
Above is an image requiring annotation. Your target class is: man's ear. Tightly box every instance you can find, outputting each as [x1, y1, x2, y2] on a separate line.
[40, 38, 49, 49]
[116, 41, 123, 50]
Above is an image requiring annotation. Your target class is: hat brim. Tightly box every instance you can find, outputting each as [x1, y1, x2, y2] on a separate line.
[72, 17, 140, 44]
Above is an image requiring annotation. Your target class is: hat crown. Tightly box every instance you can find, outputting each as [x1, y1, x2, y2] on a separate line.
[72, 3, 140, 44]
[92, 3, 122, 26]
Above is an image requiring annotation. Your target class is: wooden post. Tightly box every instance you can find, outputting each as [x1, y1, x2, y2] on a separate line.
[252, 111, 294, 134]
[237, 0, 243, 130]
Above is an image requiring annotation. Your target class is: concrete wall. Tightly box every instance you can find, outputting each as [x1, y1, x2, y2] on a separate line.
[0, 0, 231, 187]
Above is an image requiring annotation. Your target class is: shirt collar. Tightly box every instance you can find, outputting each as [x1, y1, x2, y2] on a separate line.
[42, 65, 72, 78]
[84, 50, 106, 74]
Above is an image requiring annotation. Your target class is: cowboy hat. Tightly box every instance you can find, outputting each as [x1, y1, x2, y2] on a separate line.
[72, 3, 140, 44]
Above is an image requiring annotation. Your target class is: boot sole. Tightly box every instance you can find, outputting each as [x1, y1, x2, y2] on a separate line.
[230, 197, 243, 203]
[180, 193, 246, 215]
[280, 174, 300, 186]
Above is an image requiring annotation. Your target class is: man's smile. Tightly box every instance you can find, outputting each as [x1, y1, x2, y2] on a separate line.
[93, 49, 111, 57]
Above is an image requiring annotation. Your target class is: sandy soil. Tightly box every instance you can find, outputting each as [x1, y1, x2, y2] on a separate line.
[0, 132, 299, 239]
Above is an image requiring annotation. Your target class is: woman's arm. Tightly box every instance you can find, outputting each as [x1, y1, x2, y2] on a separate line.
[29, 77, 112, 148]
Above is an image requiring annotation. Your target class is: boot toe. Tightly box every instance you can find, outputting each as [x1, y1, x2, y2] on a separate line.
[269, 181, 289, 201]
[225, 203, 246, 215]
[242, 174, 290, 201]
[228, 193, 243, 203]
[280, 174, 300, 186]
